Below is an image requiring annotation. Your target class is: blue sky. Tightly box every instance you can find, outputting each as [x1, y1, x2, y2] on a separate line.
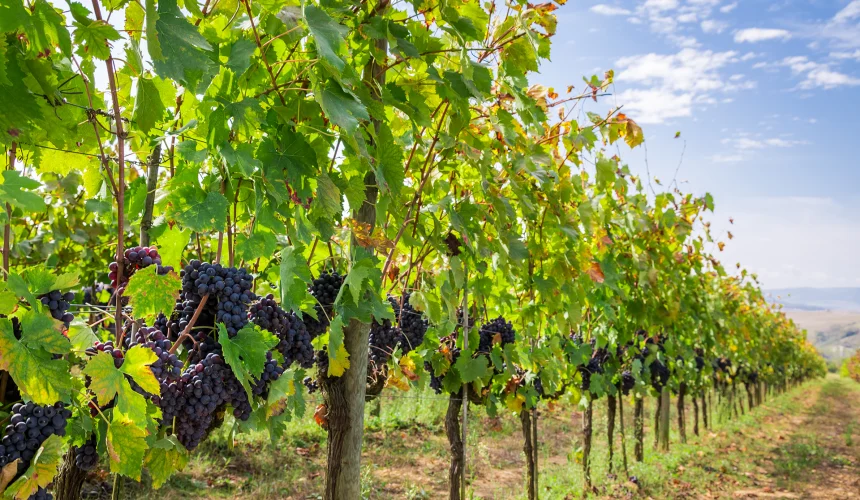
[534, 0, 860, 289]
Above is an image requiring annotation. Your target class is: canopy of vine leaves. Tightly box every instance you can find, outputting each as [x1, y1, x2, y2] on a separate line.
[0, 0, 824, 497]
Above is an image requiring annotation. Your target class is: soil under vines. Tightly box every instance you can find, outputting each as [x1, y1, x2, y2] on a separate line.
[85, 376, 858, 499]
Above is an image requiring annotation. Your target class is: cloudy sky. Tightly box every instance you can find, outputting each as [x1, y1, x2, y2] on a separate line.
[536, 0, 860, 289]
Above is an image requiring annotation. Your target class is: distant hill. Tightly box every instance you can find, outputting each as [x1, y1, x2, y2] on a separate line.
[786, 310, 860, 361]
[764, 288, 860, 360]
[765, 287, 860, 312]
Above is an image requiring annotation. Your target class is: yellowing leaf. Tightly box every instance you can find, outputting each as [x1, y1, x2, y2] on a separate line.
[327, 342, 350, 377]
[106, 417, 149, 480]
[506, 393, 525, 413]
[145, 437, 188, 488]
[586, 262, 605, 284]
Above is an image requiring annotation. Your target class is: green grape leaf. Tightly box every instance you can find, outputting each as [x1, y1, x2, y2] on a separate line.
[144, 0, 160, 58]
[106, 416, 149, 480]
[0, 287, 16, 315]
[308, 173, 341, 226]
[125, 266, 181, 326]
[169, 189, 229, 232]
[0, 171, 46, 213]
[303, 4, 347, 72]
[73, 20, 121, 60]
[266, 369, 299, 417]
[144, 436, 188, 488]
[83, 348, 158, 423]
[132, 77, 165, 133]
[226, 39, 256, 77]
[316, 81, 368, 135]
[235, 230, 278, 263]
[0, 37, 9, 87]
[20, 309, 69, 354]
[67, 318, 99, 353]
[150, 0, 215, 87]
[52, 271, 80, 291]
[3, 434, 63, 500]
[341, 260, 372, 305]
[454, 353, 491, 383]
[153, 225, 190, 271]
[0, 318, 72, 404]
[218, 324, 279, 400]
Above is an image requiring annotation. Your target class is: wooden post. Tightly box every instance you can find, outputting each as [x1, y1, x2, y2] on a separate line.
[659, 388, 670, 452]
[677, 383, 687, 444]
[634, 397, 644, 462]
[607, 394, 617, 473]
[583, 398, 593, 494]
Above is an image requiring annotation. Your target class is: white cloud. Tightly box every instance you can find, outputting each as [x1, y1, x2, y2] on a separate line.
[590, 4, 631, 16]
[833, 1, 860, 23]
[701, 19, 728, 33]
[720, 2, 738, 13]
[708, 153, 744, 163]
[831, 49, 860, 60]
[615, 88, 694, 123]
[778, 56, 860, 89]
[615, 49, 754, 123]
[734, 28, 792, 43]
[643, 0, 680, 12]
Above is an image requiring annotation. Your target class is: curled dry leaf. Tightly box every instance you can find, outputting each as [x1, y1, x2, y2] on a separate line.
[314, 404, 329, 430]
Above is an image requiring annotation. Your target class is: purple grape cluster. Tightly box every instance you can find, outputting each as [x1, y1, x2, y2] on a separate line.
[477, 317, 516, 354]
[304, 270, 344, 336]
[155, 353, 251, 450]
[251, 351, 284, 397]
[0, 402, 70, 470]
[388, 293, 428, 354]
[73, 434, 98, 471]
[368, 315, 401, 370]
[85, 340, 124, 368]
[248, 295, 314, 369]
[38, 290, 75, 326]
[109, 246, 174, 294]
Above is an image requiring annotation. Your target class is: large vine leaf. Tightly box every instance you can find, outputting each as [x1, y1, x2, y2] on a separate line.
[0, 318, 71, 404]
[0, 171, 46, 212]
[106, 416, 149, 480]
[218, 324, 279, 399]
[144, 436, 188, 488]
[82, 347, 159, 423]
[303, 4, 348, 72]
[125, 266, 181, 326]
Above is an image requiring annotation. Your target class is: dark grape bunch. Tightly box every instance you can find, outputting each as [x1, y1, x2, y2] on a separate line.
[368, 316, 401, 370]
[180, 261, 255, 337]
[303, 376, 319, 394]
[304, 270, 345, 336]
[73, 435, 98, 471]
[649, 360, 670, 392]
[109, 246, 174, 293]
[310, 269, 344, 308]
[30, 488, 53, 500]
[389, 293, 428, 354]
[155, 353, 251, 450]
[620, 370, 636, 395]
[251, 352, 284, 397]
[0, 402, 70, 469]
[248, 295, 314, 368]
[38, 290, 75, 326]
[477, 317, 516, 354]
[85, 340, 124, 368]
